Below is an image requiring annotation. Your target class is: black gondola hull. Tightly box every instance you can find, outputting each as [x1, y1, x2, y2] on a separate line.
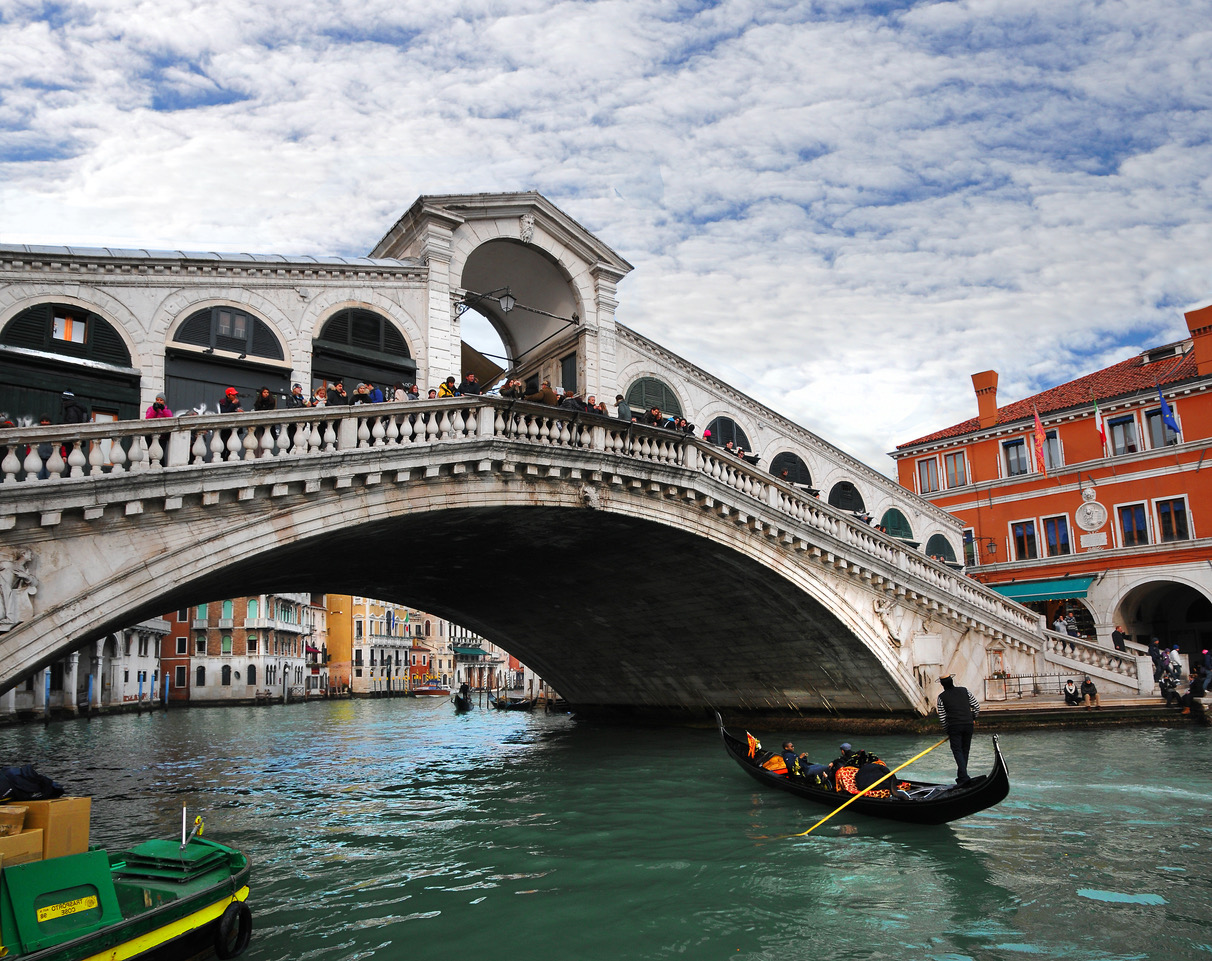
[717, 714, 1009, 825]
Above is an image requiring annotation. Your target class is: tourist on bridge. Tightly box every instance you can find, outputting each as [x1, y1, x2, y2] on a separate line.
[615, 394, 632, 421]
[459, 373, 481, 395]
[145, 394, 173, 419]
[1063, 679, 1081, 706]
[524, 380, 557, 405]
[328, 381, 348, 405]
[1111, 625, 1128, 652]
[253, 387, 277, 411]
[437, 376, 458, 397]
[286, 384, 310, 409]
[499, 378, 526, 400]
[937, 674, 980, 784]
[310, 386, 327, 407]
[368, 383, 384, 403]
[1080, 677, 1101, 709]
[392, 382, 408, 402]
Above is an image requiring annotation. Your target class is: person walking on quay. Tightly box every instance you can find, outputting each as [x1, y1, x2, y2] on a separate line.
[936, 674, 980, 785]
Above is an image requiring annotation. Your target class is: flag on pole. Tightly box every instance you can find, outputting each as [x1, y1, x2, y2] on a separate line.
[1157, 386, 1181, 438]
[1092, 395, 1106, 450]
[1031, 406, 1048, 476]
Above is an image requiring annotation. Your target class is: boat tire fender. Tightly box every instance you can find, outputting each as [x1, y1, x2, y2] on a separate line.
[215, 901, 253, 959]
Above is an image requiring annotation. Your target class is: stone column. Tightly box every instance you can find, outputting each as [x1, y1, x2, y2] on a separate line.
[419, 215, 461, 387]
[589, 265, 626, 402]
[91, 654, 104, 710]
[32, 668, 46, 711]
[0, 686, 15, 720]
[64, 652, 80, 714]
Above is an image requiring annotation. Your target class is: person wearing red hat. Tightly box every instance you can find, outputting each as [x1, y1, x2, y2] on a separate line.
[216, 388, 243, 458]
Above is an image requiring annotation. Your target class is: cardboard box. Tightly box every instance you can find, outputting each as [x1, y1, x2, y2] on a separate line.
[21, 798, 90, 860]
[0, 805, 27, 837]
[0, 828, 43, 866]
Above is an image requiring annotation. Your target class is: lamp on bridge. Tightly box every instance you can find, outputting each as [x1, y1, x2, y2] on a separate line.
[458, 287, 577, 325]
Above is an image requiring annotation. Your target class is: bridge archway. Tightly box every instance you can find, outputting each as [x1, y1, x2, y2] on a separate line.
[459, 239, 583, 372]
[1113, 579, 1212, 656]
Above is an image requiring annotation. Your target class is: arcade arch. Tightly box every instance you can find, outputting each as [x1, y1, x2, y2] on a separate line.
[625, 377, 683, 419]
[705, 416, 750, 449]
[0, 301, 140, 421]
[312, 307, 416, 392]
[1114, 580, 1212, 656]
[924, 533, 957, 564]
[880, 508, 913, 541]
[770, 451, 813, 489]
[828, 480, 866, 513]
[166, 304, 291, 413]
[459, 239, 583, 371]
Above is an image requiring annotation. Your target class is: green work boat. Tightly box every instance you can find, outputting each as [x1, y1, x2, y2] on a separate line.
[0, 831, 251, 961]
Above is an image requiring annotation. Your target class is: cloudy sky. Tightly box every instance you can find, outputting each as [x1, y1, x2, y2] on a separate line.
[3, 0, 1210, 473]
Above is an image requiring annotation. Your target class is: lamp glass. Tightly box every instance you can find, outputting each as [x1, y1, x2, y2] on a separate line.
[498, 292, 516, 313]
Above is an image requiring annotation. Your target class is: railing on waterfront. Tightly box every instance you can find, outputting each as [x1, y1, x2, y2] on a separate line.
[0, 395, 1050, 648]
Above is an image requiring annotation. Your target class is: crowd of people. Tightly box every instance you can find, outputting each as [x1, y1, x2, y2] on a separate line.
[1150, 638, 1209, 716]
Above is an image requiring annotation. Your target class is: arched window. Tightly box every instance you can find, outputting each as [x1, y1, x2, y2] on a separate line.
[247, 598, 258, 618]
[247, 664, 257, 686]
[828, 481, 866, 513]
[625, 377, 682, 418]
[770, 452, 812, 487]
[705, 416, 751, 449]
[0, 302, 139, 420]
[925, 534, 957, 563]
[174, 306, 284, 360]
[1, 302, 132, 366]
[313, 308, 415, 388]
[221, 600, 233, 619]
[221, 665, 232, 686]
[425, 620, 432, 636]
[195, 666, 206, 687]
[880, 508, 913, 540]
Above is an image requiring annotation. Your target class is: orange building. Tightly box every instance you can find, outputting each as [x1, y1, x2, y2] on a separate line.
[891, 305, 1212, 663]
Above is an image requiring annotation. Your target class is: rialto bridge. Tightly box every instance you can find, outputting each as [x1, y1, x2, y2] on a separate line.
[0, 193, 1150, 714]
[0, 399, 1148, 714]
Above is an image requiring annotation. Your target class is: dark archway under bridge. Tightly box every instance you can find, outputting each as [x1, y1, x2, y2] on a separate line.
[76, 506, 915, 718]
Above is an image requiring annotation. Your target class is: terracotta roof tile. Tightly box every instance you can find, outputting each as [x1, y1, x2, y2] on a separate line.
[897, 345, 1196, 449]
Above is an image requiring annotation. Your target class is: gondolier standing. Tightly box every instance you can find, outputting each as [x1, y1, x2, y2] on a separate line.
[937, 674, 980, 784]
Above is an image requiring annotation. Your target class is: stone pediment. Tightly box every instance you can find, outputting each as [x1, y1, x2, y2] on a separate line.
[369, 192, 633, 278]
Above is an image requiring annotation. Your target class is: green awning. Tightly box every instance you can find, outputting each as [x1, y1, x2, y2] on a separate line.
[453, 646, 488, 656]
[990, 576, 1096, 604]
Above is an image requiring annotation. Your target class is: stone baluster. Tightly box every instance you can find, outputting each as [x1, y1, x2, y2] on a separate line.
[425, 411, 440, 443]
[452, 408, 465, 437]
[46, 443, 66, 478]
[128, 436, 148, 472]
[22, 446, 43, 481]
[438, 409, 452, 440]
[241, 427, 259, 461]
[2, 444, 22, 482]
[322, 421, 337, 452]
[68, 440, 87, 477]
[371, 416, 387, 447]
[401, 414, 416, 445]
[147, 433, 164, 468]
[109, 436, 127, 473]
[385, 415, 400, 446]
[357, 417, 372, 449]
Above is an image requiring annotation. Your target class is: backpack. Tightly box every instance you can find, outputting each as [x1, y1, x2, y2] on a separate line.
[0, 764, 65, 801]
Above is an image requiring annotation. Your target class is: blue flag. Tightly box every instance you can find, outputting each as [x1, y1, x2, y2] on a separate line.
[1158, 387, 1181, 437]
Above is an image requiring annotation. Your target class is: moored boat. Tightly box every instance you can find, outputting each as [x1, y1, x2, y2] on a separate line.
[0, 814, 251, 960]
[716, 713, 1009, 826]
[488, 694, 536, 712]
[412, 681, 450, 697]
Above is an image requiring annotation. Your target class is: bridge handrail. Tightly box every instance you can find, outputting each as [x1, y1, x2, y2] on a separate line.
[0, 396, 1046, 643]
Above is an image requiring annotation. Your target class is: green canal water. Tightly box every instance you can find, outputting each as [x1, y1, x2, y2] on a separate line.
[2, 699, 1209, 960]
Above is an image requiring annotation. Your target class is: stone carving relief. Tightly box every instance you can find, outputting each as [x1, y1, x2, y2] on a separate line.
[873, 595, 903, 648]
[1075, 486, 1107, 532]
[0, 547, 38, 632]
[519, 214, 535, 244]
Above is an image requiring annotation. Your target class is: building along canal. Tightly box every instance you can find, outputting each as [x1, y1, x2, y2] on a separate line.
[2, 698, 1208, 960]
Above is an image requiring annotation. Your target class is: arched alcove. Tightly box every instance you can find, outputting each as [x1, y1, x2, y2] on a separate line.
[771, 452, 813, 488]
[1, 302, 139, 421]
[925, 534, 957, 563]
[1114, 580, 1212, 655]
[626, 377, 683, 418]
[705, 416, 750, 449]
[828, 481, 865, 513]
[880, 508, 913, 541]
[166, 305, 289, 413]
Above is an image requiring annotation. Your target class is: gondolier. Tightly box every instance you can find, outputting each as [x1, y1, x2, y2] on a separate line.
[937, 674, 980, 784]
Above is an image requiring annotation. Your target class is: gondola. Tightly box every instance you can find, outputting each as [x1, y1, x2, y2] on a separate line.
[452, 692, 473, 712]
[488, 693, 536, 712]
[716, 713, 1009, 825]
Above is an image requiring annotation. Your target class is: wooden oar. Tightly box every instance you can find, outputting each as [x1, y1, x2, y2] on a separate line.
[783, 737, 949, 839]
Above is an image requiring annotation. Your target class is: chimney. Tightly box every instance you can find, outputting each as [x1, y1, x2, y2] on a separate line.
[971, 370, 999, 429]
[1185, 304, 1212, 376]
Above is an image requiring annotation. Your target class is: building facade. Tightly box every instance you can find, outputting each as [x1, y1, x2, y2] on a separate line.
[892, 305, 1212, 666]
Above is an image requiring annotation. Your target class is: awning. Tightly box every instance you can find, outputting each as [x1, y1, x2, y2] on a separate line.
[305, 644, 321, 653]
[453, 646, 488, 656]
[990, 576, 1096, 604]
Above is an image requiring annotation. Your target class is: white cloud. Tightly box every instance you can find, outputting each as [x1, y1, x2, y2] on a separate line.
[2, 0, 1211, 471]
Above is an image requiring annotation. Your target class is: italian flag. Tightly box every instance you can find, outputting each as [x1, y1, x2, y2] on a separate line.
[1093, 395, 1106, 449]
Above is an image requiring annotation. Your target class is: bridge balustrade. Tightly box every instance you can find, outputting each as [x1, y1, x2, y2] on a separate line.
[0, 396, 1057, 660]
